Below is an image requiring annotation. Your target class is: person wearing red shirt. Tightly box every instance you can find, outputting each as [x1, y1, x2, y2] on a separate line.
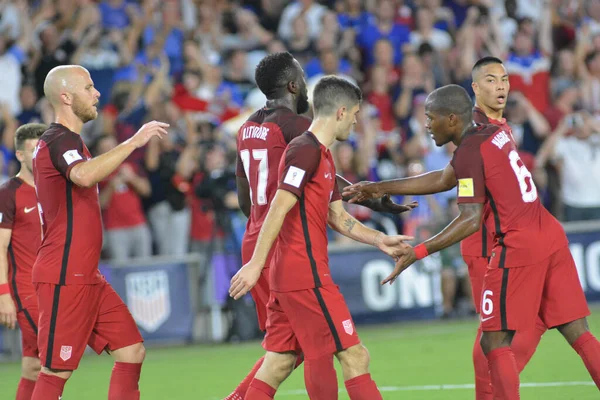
[351, 84, 600, 399]
[0, 123, 46, 400]
[230, 76, 412, 400]
[96, 135, 152, 261]
[30, 65, 167, 400]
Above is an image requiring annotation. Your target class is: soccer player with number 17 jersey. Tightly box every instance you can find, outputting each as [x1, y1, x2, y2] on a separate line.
[364, 85, 600, 399]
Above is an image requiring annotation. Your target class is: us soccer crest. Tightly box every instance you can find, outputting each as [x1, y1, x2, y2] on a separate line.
[342, 319, 354, 335]
[125, 270, 171, 333]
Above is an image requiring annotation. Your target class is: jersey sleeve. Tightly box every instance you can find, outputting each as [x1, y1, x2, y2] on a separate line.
[0, 184, 16, 229]
[279, 140, 321, 198]
[48, 133, 87, 181]
[451, 141, 486, 204]
[280, 115, 312, 144]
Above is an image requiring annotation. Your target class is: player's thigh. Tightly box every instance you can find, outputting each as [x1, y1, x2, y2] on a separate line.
[540, 246, 590, 329]
[36, 283, 102, 370]
[464, 255, 488, 314]
[278, 285, 360, 360]
[262, 292, 302, 355]
[91, 281, 143, 354]
[480, 261, 545, 333]
[17, 305, 40, 359]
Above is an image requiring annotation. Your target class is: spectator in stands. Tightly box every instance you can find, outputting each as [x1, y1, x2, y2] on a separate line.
[536, 112, 600, 222]
[505, 91, 551, 155]
[409, 7, 453, 52]
[278, 0, 327, 41]
[96, 135, 153, 261]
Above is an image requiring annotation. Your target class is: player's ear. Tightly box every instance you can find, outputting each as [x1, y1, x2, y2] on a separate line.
[15, 150, 24, 163]
[61, 92, 72, 106]
[471, 81, 478, 95]
[336, 106, 346, 121]
[288, 80, 298, 95]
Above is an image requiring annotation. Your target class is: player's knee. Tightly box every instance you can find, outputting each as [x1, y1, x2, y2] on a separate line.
[21, 357, 41, 381]
[263, 352, 296, 382]
[40, 366, 72, 380]
[111, 342, 146, 364]
[337, 344, 370, 371]
[558, 318, 590, 346]
[480, 331, 514, 355]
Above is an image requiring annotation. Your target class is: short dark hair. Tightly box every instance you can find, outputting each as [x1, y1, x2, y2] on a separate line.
[14, 123, 47, 150]
[255, 52, 298, 99]
[312, 76, 362, 116]
[472, 56, 504, 79]
[426, 84, 473, 123]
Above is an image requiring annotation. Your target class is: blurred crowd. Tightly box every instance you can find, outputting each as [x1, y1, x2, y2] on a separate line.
[0, 0, 599, 279]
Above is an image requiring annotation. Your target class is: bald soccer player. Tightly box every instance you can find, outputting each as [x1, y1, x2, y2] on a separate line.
[31, 65, 168, 400]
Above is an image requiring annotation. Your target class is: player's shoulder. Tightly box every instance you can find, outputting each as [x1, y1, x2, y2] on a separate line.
[40, 123, 78, 145]
[288, 131, 320, 149]
[0, 177, 22, 198]
[472, 107, 489, 125]
[461, 124, 501, 147]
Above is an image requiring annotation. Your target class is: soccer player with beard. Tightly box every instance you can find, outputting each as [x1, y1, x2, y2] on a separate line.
[343, 57, 549, 399]
[0, 123, 46, 400]
[30, 65, 168, 400]
[230, 76, 412, 400]
[227, 52, 415, 400]
[367, 84, 600, 399]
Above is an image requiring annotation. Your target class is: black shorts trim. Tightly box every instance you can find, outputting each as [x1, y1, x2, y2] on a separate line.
[312, 288, 343, 353]
[22, 308, 38, 334]
[45, 285, 62, 368]
[500, 268, 509, 331]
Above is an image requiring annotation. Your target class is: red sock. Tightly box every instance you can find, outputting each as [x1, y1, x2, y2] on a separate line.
[344, 373, 382, 400]
[31, 373, 66, 400]
[572, 331, 600, 389]
[16, 377, 36, 400]
[246, 379, 276, 400]
[486, 347, 520, 400]
[226, 356, 265, 399]
[108, 362, 142, 400]
[512, 318, 546, 372]
[473, 326, 493, 400]
[304, 356, 338, 400]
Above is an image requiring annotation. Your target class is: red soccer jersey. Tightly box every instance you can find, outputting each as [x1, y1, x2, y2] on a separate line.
[451, 124, 568, 267]
[0, 178, 40, 309]
[460, 107, 511, 257]
[271, 132, 342, 292]
[98, 163, 147, 230]
[32, 123, 103, 285]
[236, 107, 311, 251]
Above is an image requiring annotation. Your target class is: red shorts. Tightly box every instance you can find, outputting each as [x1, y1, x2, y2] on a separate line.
[36, 280, 143, 370]
[464, 255, 488, 314]
[481, 246, 590, 332]
[263, 285, 360, 360]
[242, 238, 272, 332]
[17, 304, 39, 358]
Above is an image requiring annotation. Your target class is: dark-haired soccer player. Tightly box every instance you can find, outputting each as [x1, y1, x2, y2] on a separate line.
[230, 77, 412, 400]
[228, 52, 415, 400]
[351, 84, 600, 399]
[344, 57, 548, 399]
[0, 123, 47, 400]
[30, 65, 168, 400]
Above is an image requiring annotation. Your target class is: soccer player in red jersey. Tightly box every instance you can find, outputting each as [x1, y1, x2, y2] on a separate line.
[30, 65, 168, 400]
[356, 84, 600, 399]
[229, 76, 412, 400]
[0, 123, 47, 400]
[228, 52, 415, 400]
[344, 57, 549, 399]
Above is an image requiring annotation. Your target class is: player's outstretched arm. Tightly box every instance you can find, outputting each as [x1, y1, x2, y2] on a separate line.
[327, 200, 413, 258]
[381, 202, 483, 285]
[336, 175, 418, 214]
[229, 189, 298, 300]
[69, 121, 169, 188]
[0, 228, 17, 329]
[342, 163, 457, 203]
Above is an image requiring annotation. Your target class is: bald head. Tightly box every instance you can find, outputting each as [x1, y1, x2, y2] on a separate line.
[44, 65, 91, 106]
[425, 84, 473, 123]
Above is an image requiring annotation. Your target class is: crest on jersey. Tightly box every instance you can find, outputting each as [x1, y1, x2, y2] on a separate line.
[125, 270, 171, 333]
[60, 345, 72, 361]
[342, 319, 354, 335]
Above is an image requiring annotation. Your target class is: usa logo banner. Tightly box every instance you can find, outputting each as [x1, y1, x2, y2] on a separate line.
[125, 270, 171, 333]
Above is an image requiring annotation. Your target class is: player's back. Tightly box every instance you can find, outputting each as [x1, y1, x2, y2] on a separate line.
[0, 177, 40, 306]
[32, 123, 103, 285]
[236, 107, 311, 241]
[458, 125, 568, 267]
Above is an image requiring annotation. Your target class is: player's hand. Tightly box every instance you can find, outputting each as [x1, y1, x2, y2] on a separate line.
[375, 233, 414, 259]
[342, 181, 384, 203]
[380, 196, 418, 214]
[0, 293, 17, 329]
[381, 248, 418, 285]
[128, 121, 170, 149]
[229, 261, 263, 300]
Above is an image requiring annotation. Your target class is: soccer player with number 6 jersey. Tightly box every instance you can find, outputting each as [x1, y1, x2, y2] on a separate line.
[347, 84, 600, 399]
